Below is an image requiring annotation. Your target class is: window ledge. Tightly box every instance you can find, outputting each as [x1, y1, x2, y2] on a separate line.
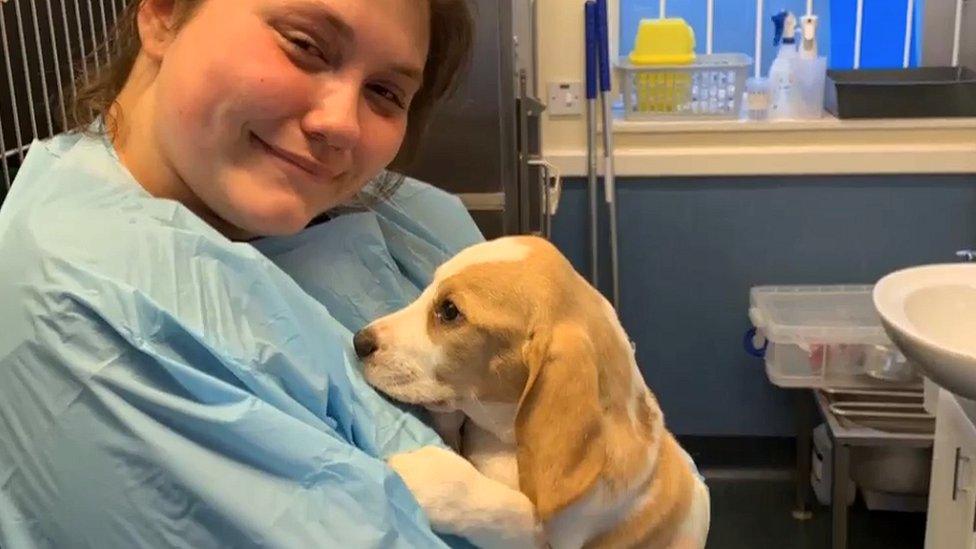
[612, 115, 976, 134]
[545, 115, 976, 178]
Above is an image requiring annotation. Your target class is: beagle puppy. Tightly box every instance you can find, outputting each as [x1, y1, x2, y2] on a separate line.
[355, 235, 710, 549]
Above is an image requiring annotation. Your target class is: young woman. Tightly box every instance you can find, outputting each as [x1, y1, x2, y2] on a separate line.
[0, 1, 481, 546]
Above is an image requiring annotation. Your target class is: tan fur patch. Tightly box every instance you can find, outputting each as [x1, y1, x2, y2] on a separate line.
[585, 434, 697, 548]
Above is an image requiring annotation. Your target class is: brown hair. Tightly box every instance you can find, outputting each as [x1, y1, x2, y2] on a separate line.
[64, 0, 473, 172]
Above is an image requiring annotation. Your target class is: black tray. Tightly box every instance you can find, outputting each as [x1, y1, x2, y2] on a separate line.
[825, 67, 976, 119]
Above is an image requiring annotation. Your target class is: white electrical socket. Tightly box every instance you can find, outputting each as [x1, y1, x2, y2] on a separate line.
[547, 81, 584, 116]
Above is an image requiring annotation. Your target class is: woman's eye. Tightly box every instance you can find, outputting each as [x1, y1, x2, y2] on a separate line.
[367, 84, 406, 110]
[435, 299, 462, 323]
[283, 32, 326, 62]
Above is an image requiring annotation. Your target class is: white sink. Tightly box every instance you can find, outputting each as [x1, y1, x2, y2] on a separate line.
[874, 264, 976, 400]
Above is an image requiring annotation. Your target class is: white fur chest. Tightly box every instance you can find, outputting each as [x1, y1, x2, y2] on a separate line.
[462, 421, 520, 490]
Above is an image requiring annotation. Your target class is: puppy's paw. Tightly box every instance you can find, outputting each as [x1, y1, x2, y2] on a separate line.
[388, 446, 469, 525]
[389, 446, 541, 549]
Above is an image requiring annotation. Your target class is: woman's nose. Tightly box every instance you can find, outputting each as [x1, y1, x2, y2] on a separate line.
[302, 82, 361, 151]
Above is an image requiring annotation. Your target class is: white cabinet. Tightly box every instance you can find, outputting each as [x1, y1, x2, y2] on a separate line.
[926, 390, 976, 549]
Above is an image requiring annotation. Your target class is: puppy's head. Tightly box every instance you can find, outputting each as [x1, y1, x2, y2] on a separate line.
[355, 236, 555, 409]
[357, 235, 646, 519]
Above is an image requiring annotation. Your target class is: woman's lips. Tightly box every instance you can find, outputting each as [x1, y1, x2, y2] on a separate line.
[250, 132, 336, 181]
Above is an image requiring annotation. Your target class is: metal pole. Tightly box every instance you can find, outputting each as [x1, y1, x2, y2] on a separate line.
[98, 0, 109, 52]
[754, 0, 764, 78]
[61, 0, 79, 95]
[596, 0, 619, 307]
[44, 0, 68, 127]
[903, 0, 915, 68]
[854, 0, 865, 69]
[74, 0, 91, 81]
[29, 0, 54, 135]
[0, 106, 9, 191]
[832, 441, 851, 549]
[86, 0, 102, 70]
[706, 0, 714, 54]
[13, 0, 39, 140]
[1, 5, 26, 163]
[952, 0, 964, 66]
[793, 391, 815, 520]
[585, 1, 599, 286]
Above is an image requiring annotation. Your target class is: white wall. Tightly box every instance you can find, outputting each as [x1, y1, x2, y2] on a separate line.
[536, 0, 597, 156]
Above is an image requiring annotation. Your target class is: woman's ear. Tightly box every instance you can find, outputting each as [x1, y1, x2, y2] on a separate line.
[137, 0, 181, 60]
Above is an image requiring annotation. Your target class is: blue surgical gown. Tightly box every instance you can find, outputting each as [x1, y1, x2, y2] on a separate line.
[0, 130, 484, 548]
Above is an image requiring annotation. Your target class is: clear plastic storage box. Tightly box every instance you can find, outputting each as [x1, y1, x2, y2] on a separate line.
[749, 285, 920, 389]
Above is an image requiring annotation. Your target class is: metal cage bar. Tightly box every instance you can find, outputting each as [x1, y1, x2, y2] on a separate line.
[1, 0, 123, 190]
[13, 0, 39, 141]
[1, 5, 26, 168]
[29, 0, 54, 135]
[45, 0, 69, 127]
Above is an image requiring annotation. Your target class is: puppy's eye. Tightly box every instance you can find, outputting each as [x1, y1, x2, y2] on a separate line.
[435, 299, 462, 323]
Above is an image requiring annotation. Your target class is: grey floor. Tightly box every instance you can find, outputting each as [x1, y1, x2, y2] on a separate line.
[705, 477, 927, 549]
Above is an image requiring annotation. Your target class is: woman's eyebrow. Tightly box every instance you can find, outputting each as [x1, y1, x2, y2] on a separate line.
[280, 1, 424, 85]
[282, 0, 356, 42]
[318, 10, 355, 42]
[391, 63, 423, 84]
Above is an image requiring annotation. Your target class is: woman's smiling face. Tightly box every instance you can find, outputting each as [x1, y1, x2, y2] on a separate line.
[146, 0, 430, 236]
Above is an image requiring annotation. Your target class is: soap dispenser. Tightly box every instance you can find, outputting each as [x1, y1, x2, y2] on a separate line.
[794, 14, 827, 119]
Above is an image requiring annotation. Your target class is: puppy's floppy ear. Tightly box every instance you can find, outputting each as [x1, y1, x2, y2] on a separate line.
[515, 322, 605, 520]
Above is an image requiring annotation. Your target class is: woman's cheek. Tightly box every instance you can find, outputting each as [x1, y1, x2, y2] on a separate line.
[368, 116, 409, 168]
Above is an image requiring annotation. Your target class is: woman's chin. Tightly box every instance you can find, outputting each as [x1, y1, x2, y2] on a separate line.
[220, 203, 313, 239]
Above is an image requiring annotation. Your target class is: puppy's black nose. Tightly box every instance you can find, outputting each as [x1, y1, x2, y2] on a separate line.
[353, 328, 378, 359]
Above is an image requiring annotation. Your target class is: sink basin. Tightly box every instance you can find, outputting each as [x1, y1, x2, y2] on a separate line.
[874, 264, 976, 399]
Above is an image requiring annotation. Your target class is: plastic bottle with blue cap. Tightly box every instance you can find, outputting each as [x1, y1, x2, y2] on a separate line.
[769, 10, 799, 119]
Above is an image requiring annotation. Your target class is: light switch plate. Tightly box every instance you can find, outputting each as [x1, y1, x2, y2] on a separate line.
[547, 81, 584, 116]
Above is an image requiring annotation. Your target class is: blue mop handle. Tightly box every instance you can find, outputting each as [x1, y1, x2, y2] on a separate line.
[594, 0, 615, 205]
[594, 0, 619, 308]
[585, 2, 597, 100]
[584, 1, 600, 286]
[595, 0, 611, 93]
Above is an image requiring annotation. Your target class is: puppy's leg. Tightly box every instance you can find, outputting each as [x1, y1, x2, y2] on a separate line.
[670, 478, 710, 549]
[389, 446, 543, 549]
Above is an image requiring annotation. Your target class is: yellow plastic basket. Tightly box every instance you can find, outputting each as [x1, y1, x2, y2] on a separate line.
[619, 54, 754, 120]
